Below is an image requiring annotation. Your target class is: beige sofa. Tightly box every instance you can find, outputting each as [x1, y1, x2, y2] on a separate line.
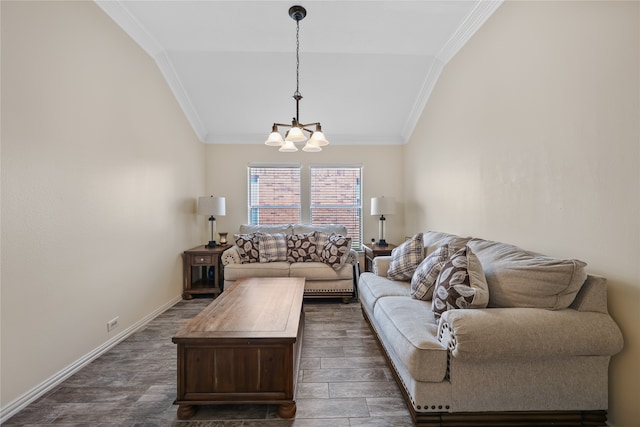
[358, 231, 623, 426]
[222, 224, 358, 301]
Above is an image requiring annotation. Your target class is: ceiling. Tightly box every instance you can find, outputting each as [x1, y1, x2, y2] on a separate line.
[96, 1, 502, 146]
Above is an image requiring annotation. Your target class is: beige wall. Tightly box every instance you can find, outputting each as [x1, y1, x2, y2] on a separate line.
[1, 0, 204, 411]
[404, 1, 639, 425]
[204, 144, 405, 247]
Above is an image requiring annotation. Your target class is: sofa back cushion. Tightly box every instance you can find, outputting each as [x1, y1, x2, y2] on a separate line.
[422, 231, 471, 257]
[467, 238, 587, 310]
[293, 224, 348, 236]
[239, 224, 294, 235]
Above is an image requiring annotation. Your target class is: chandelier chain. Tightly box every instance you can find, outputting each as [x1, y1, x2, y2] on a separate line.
[295, 19, 300, 96]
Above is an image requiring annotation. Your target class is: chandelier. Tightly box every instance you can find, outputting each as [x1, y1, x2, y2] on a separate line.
[265, 5, 329, 153]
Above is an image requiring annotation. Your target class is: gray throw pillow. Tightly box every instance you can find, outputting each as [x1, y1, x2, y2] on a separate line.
[411, 244, 455, 300]
[387, 233, 424, 281]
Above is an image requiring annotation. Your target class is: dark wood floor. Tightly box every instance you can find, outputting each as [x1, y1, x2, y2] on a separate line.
[2, 298, 413, 426]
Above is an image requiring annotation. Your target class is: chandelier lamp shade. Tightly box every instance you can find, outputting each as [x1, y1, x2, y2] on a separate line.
[265, 5, 329, 153]
[197, 196, 226, 248]
[371, 196, 396, 247]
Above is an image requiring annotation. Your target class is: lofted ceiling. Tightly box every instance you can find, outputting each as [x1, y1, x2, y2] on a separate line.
[97, 1, 502, 146]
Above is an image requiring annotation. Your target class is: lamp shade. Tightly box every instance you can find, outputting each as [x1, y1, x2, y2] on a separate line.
[198, 196, 226, 216]
[285, 126, 307, 143]
[265, 131, 284, 146]
[279, 140, 299, 152]
[371, 197, 396, 216]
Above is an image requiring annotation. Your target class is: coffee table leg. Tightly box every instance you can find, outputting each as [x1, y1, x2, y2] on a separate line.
[177, 404, 197, 420]
[277, 401, 296, 418]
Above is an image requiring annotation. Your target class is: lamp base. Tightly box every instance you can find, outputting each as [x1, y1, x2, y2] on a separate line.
[376, 239, 388, 247]
[205, 240, 219, 248]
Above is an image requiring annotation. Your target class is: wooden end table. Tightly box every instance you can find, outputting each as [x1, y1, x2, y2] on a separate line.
[363, 242, 397, 272]
[182, 245, 229, 299]
[173, 277, 305, 419]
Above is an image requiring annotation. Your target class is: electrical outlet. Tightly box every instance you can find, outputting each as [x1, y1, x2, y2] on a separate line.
[107, 316, 119, 332]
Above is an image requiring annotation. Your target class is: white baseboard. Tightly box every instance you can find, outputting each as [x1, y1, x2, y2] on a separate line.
[0, 295, 182, 423]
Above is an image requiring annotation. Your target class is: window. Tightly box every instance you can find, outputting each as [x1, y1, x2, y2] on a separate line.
[310, 165, 362, 249]
[247, 164, 363, 249]
[248, 165, 301, 225]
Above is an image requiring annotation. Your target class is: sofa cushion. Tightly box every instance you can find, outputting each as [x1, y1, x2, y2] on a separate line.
[432, 246, 489, 321]
[358, 272, 411, 315]
[320, 233, 352, 269]
[239, 224, 293, 234]
[234, 233, 261, 263]
[373, 296, 448, 382]
[293, 224, 348, 236]
[467, 239, 587, 310]
[422, 231, 471, 257]
[286, 232, 318, 263]
[290, 262, 353, 280]
[387, 233, 424, 281]
[258, 233, 288, 263]
[224, 262, 290, 280]
[411, 244, 455, 301]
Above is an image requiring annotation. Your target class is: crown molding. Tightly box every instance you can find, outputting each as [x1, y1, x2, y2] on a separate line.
[95, 1, 163, 57]
[400, 58, 444, 143]
[154, 52, 209, 141]
[95, 1, 208, 142]
[400, 0, 503, 144]
[437, 0, 503, 64]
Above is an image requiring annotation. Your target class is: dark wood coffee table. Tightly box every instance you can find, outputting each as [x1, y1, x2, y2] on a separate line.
[172, 277, 305, 420]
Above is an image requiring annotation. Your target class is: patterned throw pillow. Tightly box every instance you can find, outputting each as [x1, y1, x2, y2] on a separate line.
[432, 246, 490, 322]
[411, 244, 454, 300]
[311, 231, 329, 262]
[258, 233, 288, 263]
[234, 233, 261, 263]
[320, 233, 352, 270]
[287, 232, 318, 262]
[387, 233, 424, 281]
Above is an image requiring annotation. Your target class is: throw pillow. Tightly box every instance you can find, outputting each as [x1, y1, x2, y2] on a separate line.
[432, 246, 490, 322]
[234, 233, 261, 263]
[411, 244, 454, 300]
[387, 233, 424, 281]
[258, 233, 288, 263]
[287, 232, 318, 263]
[311, 231, 329, 262]
[320, 233, 352, 270]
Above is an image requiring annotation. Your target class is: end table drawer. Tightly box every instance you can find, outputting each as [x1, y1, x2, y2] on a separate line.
[193, 255, 212, 265]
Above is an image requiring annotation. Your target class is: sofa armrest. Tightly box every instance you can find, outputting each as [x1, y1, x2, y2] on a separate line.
[372, 256, 392, 277]
[438, 307, 623, 361]
[221, 246, 241, 266]
[346, 249, 358, 267]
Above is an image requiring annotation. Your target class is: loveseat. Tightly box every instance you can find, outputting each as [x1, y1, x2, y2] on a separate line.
[222, 224, 358, 301]
[358, 231, 623, 426]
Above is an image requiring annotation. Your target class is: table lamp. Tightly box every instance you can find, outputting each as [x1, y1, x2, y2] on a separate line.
[198, 196, 226, 248]
[371, 196, 396, 246]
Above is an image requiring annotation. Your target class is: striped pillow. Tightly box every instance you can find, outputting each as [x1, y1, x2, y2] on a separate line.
[258, 233, 288, 263]
[411, 244, 455, 300]
[387, 233, 424, 281]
